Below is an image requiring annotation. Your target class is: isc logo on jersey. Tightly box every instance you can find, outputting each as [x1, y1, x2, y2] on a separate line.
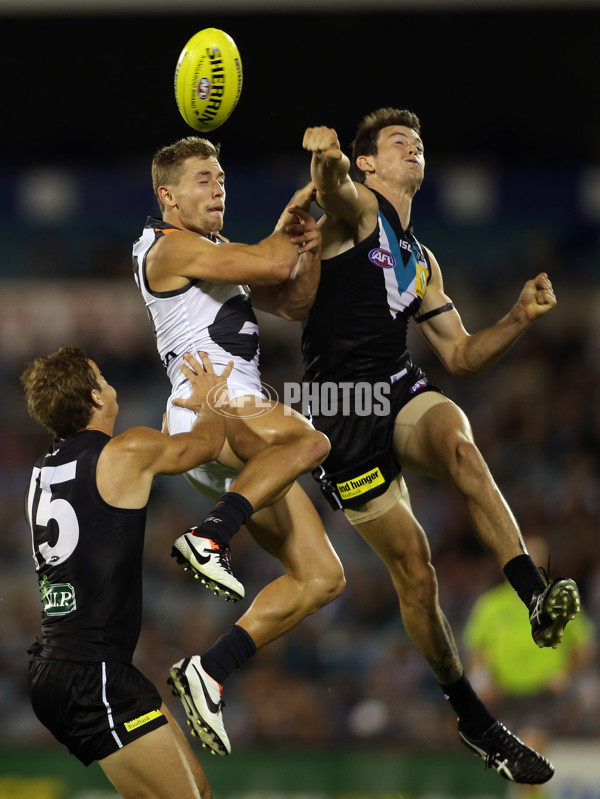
[369, 248, 396, 269]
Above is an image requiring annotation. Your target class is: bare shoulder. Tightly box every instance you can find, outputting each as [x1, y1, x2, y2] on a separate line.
[355, 183, 380, 233]
[423, 245, 443, 277]
[355, 181, 380, 210]
[100, 427, 161, 470]
[96, 428, 159, 508]
[147, 227, 218, 290]
[151, 226, 217, 264]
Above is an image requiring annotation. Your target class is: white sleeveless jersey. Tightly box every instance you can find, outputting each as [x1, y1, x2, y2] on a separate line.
[132, 216, 263, 397]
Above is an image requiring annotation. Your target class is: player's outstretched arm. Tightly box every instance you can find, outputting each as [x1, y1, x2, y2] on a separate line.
[142, 351, 232, 475]
[416, 251, 557, 378]
[148, 225, 304, 288]
[303, 126, 366, 225]
[97, 354, 232, 508]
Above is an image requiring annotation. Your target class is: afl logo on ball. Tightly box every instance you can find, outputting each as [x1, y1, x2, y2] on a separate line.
[369, 248, 396, 269]
[197, 77, 211, 100]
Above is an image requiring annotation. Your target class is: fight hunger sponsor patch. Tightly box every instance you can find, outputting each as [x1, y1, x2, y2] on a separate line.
[124, 709, 163, 732]
[337, 467, 385, 499]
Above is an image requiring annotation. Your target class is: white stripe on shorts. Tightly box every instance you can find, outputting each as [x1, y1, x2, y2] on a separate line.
[101, 662, 123, 749]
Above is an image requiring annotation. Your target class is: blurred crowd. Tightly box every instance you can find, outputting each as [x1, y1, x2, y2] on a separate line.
[1, 161, 600, 759]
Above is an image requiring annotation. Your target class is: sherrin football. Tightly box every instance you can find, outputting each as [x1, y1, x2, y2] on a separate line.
[174, 28, 243, 132]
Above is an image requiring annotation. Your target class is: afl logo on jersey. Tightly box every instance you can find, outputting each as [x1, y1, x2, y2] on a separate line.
[369, 248, 396, 269]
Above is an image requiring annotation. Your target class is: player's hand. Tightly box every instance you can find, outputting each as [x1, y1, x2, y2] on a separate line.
[273, 183, 316, 235]
[303, 126, 343, 161]
[172, 352, 233, 414]
[284, 204, 321, 256]
[515, 272, 557, 322]
[287, 181, 317, 211]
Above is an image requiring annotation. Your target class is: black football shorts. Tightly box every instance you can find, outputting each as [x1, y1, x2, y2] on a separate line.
[309, 360, 442, 510]
[28, 657, 168, 765]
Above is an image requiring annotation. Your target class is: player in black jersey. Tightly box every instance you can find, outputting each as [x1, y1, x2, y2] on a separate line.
[22, 345, 231, 799]
[292, 109, 582, 785]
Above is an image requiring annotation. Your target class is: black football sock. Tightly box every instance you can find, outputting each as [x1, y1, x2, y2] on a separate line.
[503, 553, 546, 608]
[191, 492, 254, 547]
[201, 624, 257, 685]
[440, 673, 495, 738]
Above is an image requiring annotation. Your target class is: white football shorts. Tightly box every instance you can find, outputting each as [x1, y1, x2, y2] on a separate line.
[165, 375, 265, 500]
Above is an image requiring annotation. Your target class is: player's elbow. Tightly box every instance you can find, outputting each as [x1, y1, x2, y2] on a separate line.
[282, 308, 308, 322]
[249, 261, 292, 286]
[180, 435, 223, 471]
[199, 435, 225, 465]
[438, 340, 476, 379]
[262, 259, 293, 285]
[447, 361, 475, 379]
[446, 345, 489, 379]
[276, 301, 311, 321]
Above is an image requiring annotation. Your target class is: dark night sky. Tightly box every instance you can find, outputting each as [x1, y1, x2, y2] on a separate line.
[3, 7, 600, 169]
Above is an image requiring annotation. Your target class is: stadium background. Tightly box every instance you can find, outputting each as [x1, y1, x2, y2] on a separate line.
[1, 0, 599, 796]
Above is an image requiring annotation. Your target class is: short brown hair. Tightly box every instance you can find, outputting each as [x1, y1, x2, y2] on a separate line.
[152, 136, 221, 211]
[351, 108, 421, 182]
[21, 345, 100, 438]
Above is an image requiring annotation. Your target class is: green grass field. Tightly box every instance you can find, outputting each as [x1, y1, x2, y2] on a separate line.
[0, 744, 509, 799]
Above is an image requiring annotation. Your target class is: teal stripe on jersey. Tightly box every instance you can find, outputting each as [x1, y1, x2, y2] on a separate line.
[378, 213, 418, 319]
[379, 213, 417, 294]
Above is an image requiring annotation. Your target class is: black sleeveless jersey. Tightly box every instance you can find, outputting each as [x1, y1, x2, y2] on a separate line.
[25, 430, 147, 662]
[302, 189, 431, 383]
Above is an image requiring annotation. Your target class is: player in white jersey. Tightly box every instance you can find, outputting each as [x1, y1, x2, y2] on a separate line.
[133, 136, 345, 756]
[133, 222, 263, 399]
[133, 217, 263, 516]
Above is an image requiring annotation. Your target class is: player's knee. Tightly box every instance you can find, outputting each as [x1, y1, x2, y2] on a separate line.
[309, 561, 346, 610]
[298, 428, 331, 470]
[453, 439, 489, 483]
[394, 558, 438, 607]
[327, 562, 346, 601]
[320, 569, 346, 607]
